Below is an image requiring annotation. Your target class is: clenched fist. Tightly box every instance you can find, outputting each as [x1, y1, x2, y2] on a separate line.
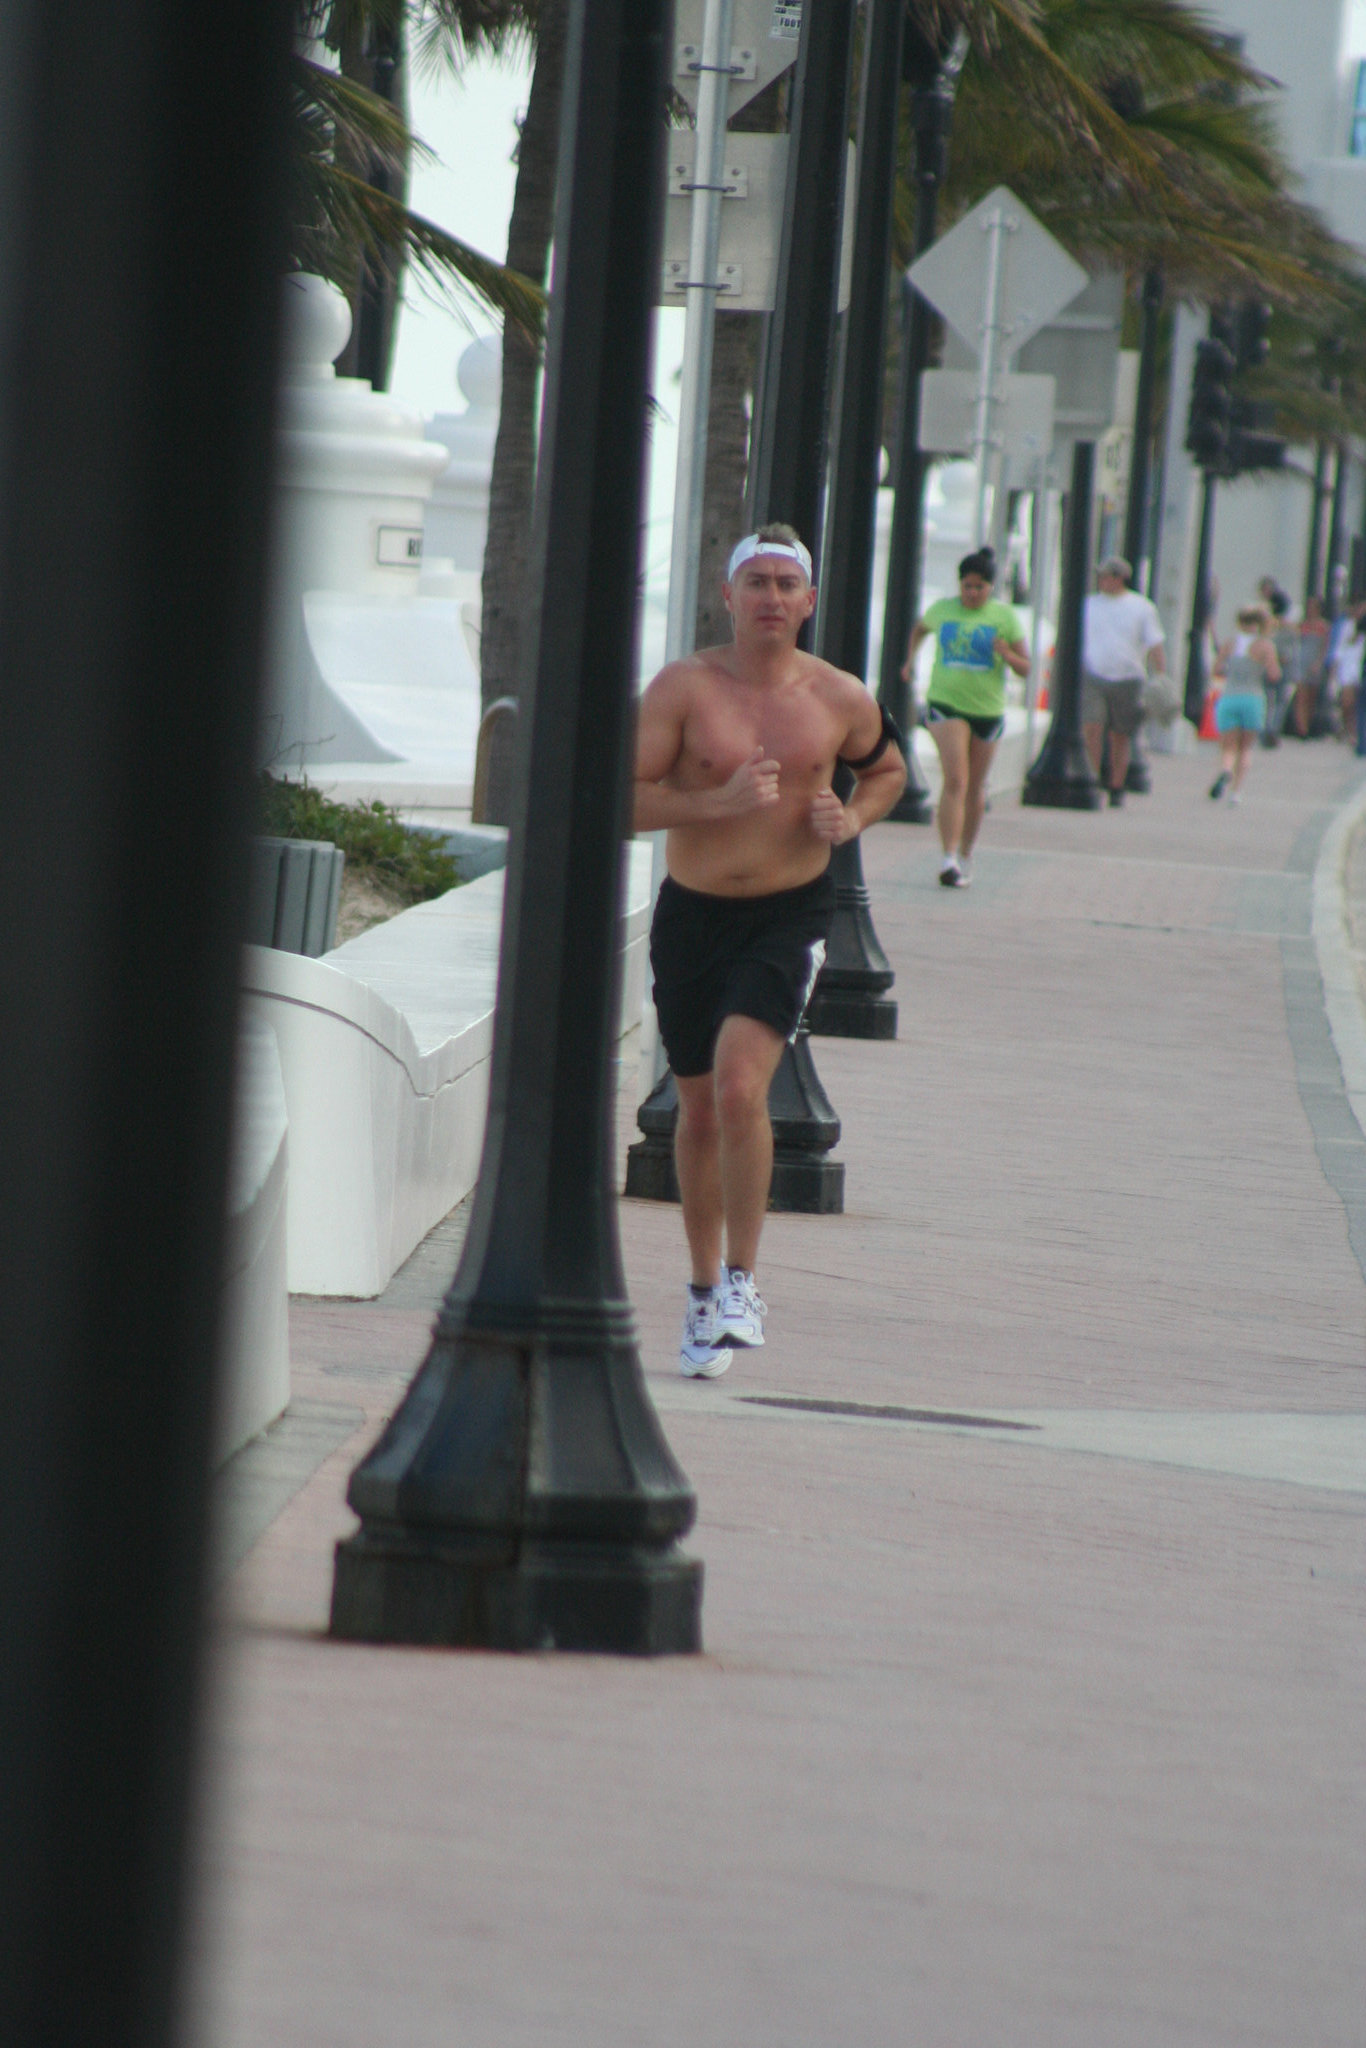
[712, 745, 781, 816]
[809, 786, 856, 844]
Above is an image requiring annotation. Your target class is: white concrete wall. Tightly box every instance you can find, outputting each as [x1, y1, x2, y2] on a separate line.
[241, 843, 654, 1299]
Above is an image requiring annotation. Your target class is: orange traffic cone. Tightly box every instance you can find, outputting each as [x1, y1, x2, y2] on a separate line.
[1198, 690, 1221, 740]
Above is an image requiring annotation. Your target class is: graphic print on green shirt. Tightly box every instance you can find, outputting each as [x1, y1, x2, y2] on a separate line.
[921, 597, 1022, 719]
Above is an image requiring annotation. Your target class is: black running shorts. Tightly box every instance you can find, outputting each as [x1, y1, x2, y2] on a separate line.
[649, 870, 835, 1079]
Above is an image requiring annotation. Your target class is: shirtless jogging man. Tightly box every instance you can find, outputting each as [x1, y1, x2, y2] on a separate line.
[633, 524, 907, 1378]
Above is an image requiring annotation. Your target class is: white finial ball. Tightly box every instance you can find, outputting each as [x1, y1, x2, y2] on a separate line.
[281, 273, 352, 377]
[457, 334, 502, 413]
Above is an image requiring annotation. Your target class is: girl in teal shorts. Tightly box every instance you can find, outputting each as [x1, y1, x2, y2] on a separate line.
[1210, 606, 1281, 805]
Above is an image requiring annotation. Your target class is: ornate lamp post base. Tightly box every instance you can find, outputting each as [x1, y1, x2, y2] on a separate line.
[624, 1031, 845, 1213]
[802, 829, 898, 1040]
[803, 985, 897, 1039]
[887, 776, 935, 824]
[331, 1320, 703, 1654]
[333, 1529, 702, 1655]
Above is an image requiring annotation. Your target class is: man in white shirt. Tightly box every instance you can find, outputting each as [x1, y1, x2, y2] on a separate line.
[1081, 555, 1168, 807]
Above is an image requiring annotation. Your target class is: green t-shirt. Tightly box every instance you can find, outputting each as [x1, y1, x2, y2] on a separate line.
[921, 597, 1023, 718]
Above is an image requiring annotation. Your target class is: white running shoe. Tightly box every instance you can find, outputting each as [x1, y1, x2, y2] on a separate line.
[716, 1267, 767, 1348]
[679, 1287, 732, 1378]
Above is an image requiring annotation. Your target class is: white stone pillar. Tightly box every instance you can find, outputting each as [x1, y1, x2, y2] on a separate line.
[262, 274, 450, 768]
[423, 335, 501, 576]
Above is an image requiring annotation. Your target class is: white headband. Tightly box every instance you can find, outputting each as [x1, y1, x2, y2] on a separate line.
[726, 533, 813, 583]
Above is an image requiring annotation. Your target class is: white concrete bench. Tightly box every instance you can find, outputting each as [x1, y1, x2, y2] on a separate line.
[220, 1018, 291, 1459]
[240, 842, 653, 1300]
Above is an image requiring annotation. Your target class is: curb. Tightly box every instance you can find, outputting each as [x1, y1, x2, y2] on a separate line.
[1311, 776, 1366, 1142]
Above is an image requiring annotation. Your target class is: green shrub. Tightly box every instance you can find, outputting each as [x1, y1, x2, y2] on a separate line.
[258, 774, 462, 905]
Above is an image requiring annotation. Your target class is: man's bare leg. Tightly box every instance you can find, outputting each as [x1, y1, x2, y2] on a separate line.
[712, 1013, 786, 1275]
[1108, 730, 1131, 790]
[675, 1072, 724, 1288]
[1083, 719, 1103, 777]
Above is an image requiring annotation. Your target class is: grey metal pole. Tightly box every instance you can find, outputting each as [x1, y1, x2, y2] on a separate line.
[332, 0, 703, 1655]
[0, 3, 293, 2040]
[877, 30, 969, 825]
[664, 0, 736, 662]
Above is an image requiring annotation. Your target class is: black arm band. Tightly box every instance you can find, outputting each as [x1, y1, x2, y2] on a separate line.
[840, 703, 905, 773]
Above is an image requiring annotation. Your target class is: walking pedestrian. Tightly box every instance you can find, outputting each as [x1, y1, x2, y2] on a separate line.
[1080, 555, 1167, 805]
[901, 547, 1029, 886]
[633, 524, 906, 1377]
[1209, 605, 1281, 804]
[1261, 586, 1296, 747]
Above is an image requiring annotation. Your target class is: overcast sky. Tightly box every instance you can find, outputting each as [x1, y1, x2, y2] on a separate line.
[390, 47, 685, 669]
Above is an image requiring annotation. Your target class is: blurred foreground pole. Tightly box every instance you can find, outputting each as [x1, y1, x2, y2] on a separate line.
[330, 0, 704, 1653]
[0, 5, 292, 2044]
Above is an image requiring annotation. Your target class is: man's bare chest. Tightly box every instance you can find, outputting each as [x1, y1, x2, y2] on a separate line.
[684, 690, 841, 785]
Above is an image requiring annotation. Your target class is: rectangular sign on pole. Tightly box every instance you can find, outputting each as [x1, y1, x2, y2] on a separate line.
[672, 0, 802, 120]
[658, 136, 855, 311]
[918, 369, 1055, 461]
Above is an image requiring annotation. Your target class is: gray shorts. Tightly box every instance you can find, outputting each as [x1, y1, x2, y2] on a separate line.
[1081, 673, 1145, 737]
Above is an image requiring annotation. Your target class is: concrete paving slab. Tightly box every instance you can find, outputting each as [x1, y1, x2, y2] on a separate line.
[194, 737, 1366, 2048]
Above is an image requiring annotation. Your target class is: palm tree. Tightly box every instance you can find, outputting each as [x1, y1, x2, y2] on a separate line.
[291, 2, 543, 371]
[479, 0, 570, 714]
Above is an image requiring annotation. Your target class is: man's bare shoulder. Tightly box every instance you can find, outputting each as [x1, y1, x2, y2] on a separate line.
[805, 655, 872, 710]
[641, 646, 737, 703]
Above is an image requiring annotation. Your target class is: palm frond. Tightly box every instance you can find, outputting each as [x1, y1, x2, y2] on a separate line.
[293, 53, 431, 178]
[409, 0, 537, 76]
[298, 161, 544, 338]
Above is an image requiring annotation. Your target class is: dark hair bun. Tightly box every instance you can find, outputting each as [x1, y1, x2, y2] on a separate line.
[958, 548, 996, 583]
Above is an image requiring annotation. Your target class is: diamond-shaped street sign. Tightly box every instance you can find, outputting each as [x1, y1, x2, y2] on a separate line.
[907, 186, 1088, 366]
[673, 0, 802, 122]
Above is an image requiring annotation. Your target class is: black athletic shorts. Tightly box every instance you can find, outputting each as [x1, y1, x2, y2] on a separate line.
[650, 870, 836, 1079]
[925, 699, 1006, 744]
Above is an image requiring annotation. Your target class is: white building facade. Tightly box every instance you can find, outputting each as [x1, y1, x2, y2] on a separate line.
[1153, 0, 1366, 663]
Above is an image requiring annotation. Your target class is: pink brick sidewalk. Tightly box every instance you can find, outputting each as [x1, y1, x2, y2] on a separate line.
[190, 740, 1366, 2048]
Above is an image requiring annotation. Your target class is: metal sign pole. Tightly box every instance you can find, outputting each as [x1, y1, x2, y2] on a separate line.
[664, 0, 736, 662]
[971, 202, 1009, 545]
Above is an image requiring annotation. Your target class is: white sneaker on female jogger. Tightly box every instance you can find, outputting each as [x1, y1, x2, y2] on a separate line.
[679, 1287, 732, 1378]
[716, 1267, 766, 1347]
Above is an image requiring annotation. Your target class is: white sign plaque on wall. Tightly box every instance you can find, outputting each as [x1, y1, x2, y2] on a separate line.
[376, 526, 424, 567]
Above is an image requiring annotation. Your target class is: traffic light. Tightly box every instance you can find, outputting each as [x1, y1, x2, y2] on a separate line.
[1186, 330, 1236, 470]
[1235, 299, 1272, 373]
[1228, 299, 1284, 471]
[1228, 396, 1286, 474]
[1186, 303, 1286, 475]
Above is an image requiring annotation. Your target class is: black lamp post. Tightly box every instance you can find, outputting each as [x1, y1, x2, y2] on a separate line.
[1022, 439, 1104, 808]
[331, 0, 703, 1655]
[1116, 265, 1165, 795]
[803, 0, 908, 1042]
[1184, 468, 1218, 726]
[876, 25, 969, 826]
[1124, 269, 1164, 578]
